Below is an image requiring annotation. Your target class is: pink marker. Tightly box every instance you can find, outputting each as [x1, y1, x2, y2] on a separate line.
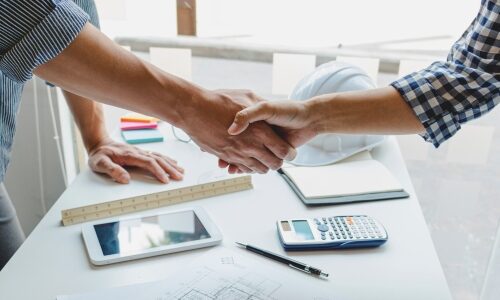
[120, 121, 158, 131]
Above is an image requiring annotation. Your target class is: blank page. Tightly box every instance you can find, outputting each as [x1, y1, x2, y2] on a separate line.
[283, 160, 403, 199]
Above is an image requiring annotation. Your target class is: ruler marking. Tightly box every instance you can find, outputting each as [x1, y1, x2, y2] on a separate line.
[61, 176, 252, 225]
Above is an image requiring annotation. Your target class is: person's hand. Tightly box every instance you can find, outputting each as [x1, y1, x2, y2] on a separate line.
[180, 90, 297, 174]
[87, 138, 184, 184]
[227, 101, 319, 148]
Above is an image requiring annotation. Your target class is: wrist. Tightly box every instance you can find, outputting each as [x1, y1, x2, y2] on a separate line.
[305, 95, 337, 135]
[84, 132, 112, 154]
[149, 66, 211, 129]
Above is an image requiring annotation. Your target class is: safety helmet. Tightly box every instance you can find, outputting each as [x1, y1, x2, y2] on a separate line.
[289, 61, 386, 166]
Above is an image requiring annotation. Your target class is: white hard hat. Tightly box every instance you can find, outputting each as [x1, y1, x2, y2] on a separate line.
[289, 61, 386, 166]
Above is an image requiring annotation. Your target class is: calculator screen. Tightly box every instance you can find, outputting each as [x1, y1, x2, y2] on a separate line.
[292, 220, 314, 240]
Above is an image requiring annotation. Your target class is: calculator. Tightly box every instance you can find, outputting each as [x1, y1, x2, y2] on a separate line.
[277, 215, 388, 250]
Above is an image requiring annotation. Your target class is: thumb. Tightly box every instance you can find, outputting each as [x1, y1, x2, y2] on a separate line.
[228, 103, 272, 135]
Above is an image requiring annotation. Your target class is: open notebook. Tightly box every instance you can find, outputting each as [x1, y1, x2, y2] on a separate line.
[279, 151, 409, 205]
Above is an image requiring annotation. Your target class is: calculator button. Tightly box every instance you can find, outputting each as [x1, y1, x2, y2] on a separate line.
[317, 224, 329, 232]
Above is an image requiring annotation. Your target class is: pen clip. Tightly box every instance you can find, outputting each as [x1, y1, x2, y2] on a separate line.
[288, 264, 311, 274]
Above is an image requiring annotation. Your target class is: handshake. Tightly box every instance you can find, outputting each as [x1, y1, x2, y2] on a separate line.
[33, 24, 421, 184]
[178, 89, 319, 174]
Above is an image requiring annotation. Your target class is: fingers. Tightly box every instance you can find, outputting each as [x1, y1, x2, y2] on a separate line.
[219, 153, 268, 174]
[150, 153, 184, 181]
[124, 154, 171, 183]
[228, 164, 241, 174]
[254, 123, 297, 162]
[152, 152, 184, 174]
[218, 160, 249, 174]
[89, 155, 131, 184]
[230, 163, 252, 174]
[244, 157, 269, 174]
[249, 145, 283, 170]
[218, 159, 230, 168]
[228, 103, 272, 135]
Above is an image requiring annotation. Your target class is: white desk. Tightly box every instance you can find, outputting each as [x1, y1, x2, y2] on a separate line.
[0, 127, 451, 299]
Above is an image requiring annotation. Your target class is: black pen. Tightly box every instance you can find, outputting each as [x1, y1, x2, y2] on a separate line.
[236, 242, 329, 278]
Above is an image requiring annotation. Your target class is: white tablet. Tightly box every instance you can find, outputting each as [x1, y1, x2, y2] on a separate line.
[81, 207, 222, 265]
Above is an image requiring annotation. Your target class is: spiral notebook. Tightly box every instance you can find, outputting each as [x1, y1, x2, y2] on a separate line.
[279, 152, 409, 205]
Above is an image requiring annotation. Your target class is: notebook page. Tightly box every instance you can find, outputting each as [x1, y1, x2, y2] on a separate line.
[283, 160, 403, 199]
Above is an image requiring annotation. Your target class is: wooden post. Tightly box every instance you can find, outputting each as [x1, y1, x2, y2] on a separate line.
[177, 0, 197, 36]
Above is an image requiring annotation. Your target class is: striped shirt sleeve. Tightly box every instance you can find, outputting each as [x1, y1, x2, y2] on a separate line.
[0, 0, 90, 83]
[391, 0, 500, 147]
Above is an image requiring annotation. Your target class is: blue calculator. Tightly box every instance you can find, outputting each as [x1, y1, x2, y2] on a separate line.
[277, 215, 388, 250]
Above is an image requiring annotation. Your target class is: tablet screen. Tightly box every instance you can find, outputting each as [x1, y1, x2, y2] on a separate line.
[94, 210, 211, 256]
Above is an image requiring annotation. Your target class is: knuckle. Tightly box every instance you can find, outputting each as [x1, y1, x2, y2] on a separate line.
[267, 156, 282, 169]
[276, 145, 290, 158]
[94, 158, 107, 168]
[235, 111, 247, 122]
[259, 166, 269, 174]
[122, 151, 135, 159]
[145, 158, 156, 166]
[260, 101, 270, 110]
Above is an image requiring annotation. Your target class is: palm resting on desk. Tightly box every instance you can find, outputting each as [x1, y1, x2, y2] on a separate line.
[64, 91, 184, 184]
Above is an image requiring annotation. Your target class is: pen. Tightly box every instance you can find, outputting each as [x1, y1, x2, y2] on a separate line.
[235, 242, 329, 278]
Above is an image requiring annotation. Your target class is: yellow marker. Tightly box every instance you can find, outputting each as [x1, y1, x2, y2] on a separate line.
[61, 176, 252, 226]
[120, 113, 160, 123]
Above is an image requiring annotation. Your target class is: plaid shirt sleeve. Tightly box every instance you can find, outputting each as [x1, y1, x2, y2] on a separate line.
[0, 0, 90, 83]
[391, 0, 500, 147]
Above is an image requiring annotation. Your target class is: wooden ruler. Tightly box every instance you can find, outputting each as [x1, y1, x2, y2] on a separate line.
[61, 175, 252, 226]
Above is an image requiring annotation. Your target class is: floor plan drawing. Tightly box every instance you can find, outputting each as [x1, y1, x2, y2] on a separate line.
[158, 265, 282, 300]
[58, 250, 333, 300]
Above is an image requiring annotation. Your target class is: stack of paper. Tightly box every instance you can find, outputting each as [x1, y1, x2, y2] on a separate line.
[120, 113, 163, 144]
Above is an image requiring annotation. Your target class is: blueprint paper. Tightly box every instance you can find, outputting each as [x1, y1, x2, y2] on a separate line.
[57, 248, 333, 300]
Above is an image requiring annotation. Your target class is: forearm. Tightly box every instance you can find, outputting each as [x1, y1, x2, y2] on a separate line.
[307, 86, 425, 135]
[34, 23, 205, 128]
[63, 91, 109, 152]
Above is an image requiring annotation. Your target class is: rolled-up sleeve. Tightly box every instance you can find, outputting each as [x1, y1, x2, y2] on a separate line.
[0, 0, 89, 83]
[391, 0, 499, 147]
